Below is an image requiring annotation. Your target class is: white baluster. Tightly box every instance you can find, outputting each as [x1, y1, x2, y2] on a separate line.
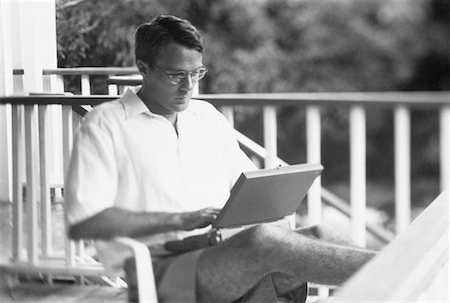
[81, 74, 90, 95]
[108, 84, 118, 95]
[263, 106, 277, 168]
[39, 105, 52, 257]
[306, 105, 322, 224]
[440, 105, 450, 193]
[62, 105, 75, 266]
[12, 105, 24, 261]
[394, 106, 411, 234]
[221, 106, 234, 128]
[24, 105, 39, 265]
[350, 105, 366, 247]
[307, 105, 329, 299]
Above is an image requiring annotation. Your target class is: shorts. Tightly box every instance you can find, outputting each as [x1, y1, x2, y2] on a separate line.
[125, 249, 203, 303]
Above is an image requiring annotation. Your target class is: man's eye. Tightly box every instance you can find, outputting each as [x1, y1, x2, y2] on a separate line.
[169, 73, 187, 79]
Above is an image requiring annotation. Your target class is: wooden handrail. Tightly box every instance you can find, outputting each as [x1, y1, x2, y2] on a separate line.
[106, 74, 142, 85]
[43, 67, 138, 76]
[331, 191, 449, 302]
[13, 67, 139, 76]
[1, 92, 449, 108]
[0, 95, 115, 106]
[201, 92, 450, 108]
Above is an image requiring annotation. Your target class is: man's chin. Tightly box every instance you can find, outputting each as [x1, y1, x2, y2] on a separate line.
[174, 99, 190, 111]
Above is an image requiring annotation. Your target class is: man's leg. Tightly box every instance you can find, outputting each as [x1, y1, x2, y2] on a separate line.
[295, 224, 358, 246]
[196, 224, 376, 302]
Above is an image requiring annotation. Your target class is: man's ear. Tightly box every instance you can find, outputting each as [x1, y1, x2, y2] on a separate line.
[136, 60, 149, 75]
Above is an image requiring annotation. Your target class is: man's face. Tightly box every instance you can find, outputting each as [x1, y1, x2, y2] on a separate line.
[139, 42, 203, 116]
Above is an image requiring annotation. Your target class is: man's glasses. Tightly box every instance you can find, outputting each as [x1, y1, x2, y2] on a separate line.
[150, 63, 208, 86]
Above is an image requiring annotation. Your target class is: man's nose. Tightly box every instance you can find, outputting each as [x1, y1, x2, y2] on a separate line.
[179, 74, 195, 91]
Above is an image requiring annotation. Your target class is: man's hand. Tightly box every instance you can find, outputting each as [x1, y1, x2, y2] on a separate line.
[179, 207, 221, 231]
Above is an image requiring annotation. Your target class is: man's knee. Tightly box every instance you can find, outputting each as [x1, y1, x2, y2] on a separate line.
[244, 224, 291, 249]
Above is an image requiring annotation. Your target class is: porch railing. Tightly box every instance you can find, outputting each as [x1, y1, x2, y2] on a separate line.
[16, 66, 449, 239]
[2, 68, 449, 298]
[1, 90, 448, 260]
[12, 67, 138, 95]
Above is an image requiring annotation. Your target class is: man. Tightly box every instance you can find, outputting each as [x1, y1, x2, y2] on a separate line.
[66, 15, 376, 302]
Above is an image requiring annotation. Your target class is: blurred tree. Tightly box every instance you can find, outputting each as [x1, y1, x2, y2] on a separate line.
[56, 0, 448, 209]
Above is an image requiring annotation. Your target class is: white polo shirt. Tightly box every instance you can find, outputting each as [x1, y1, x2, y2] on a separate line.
[65, 87, 256, 251]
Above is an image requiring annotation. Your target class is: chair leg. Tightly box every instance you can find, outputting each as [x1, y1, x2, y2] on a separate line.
[124, 257, 139, 303]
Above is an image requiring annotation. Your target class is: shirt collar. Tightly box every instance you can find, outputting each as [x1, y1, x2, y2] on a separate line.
[121, 86, 157, 119]
[121, 86, 197, 120]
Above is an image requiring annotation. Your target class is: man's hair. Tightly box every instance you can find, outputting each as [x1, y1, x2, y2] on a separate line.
[135, 15, 203, 64]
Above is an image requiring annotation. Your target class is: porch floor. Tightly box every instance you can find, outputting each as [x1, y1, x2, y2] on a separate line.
[0, 280, 325, 303]
[1, 202, 126, 302]
[0, 280, 128, 303]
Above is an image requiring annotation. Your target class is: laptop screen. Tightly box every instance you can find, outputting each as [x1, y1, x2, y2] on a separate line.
[213, 163, 323, 229]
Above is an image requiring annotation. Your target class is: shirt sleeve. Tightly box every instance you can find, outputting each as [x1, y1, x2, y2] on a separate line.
[65, 117, 119, 225]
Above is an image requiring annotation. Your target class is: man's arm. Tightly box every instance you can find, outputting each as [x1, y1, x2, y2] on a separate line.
[68, 206, 220, 240]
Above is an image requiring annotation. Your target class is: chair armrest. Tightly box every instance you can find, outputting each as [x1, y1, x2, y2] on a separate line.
[109, 237, 158, 303]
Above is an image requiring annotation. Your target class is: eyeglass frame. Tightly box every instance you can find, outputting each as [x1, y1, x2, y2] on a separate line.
[148, 62, 208, 86]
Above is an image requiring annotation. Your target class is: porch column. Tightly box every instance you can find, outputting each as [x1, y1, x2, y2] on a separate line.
[17, 0, 58, 93]
[0, 0, 58, 202]
[0, 0, 14, 202]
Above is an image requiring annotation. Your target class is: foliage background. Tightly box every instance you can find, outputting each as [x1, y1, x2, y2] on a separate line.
[56, 0, 449, 225]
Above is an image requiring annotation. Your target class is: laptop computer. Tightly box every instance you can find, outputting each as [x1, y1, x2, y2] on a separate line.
[164, 162, 323, 253]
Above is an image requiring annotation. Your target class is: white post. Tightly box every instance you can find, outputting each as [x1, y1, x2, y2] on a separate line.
[16, 0, 63, 197]
[41, 0, 58, 94]
[62, 105, 75, 266]
[263, 106, 277, 168]
[306, 105, 329, 299]
[193, 82, 199, 96]
[0, 0, 14, 203]
[0, 0, 13, 94]
[39, 105, 52, 257]
[2, 0, 59, 264]
[221, 107, 234, 128]
[9, 0, 23, 94]
[81, 74, 91, 95]
[306, 106, 322, 224]
[440, 105, 450, 193]
[12, 105, 24, 261]
[394, 106, 411, 234]
[349, 105, 366, 247]
[108, 84, 118, 95]
[48, 74, 65, 188]
[24, 105, 39, 265]
[18, 0, 44, 93]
